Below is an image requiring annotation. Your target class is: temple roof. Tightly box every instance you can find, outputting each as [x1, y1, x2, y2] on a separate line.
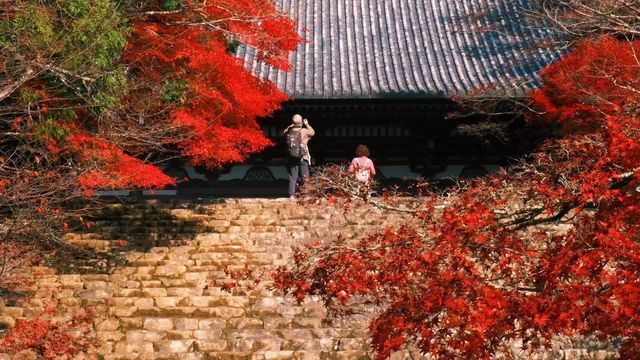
[237, 0, 564, 99]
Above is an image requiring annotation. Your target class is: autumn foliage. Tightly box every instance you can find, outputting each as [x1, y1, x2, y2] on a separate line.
[275, 36, 640, 359]
[124, 0, 300, 168]
[0, 243, 42, 293]
[0, 0, 301, 245]
[0, 307, 95, 358]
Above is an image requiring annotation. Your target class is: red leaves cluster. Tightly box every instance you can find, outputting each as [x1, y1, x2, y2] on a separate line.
[69, 133, 175, 190]
[275, 37, 640, 359]
[125, 0, 301, 168]
[531, 36, 640, 181]
[205, 0, 301, 70]
[0, 309, 95, 358]
[0, 244, 42, 292]
[215, 265, 263, 294]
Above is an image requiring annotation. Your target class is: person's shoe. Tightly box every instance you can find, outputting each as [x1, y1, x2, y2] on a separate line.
[289, 195, 295, 199]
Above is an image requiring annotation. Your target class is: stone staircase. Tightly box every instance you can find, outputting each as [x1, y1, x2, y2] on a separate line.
[0, 199, 618, 359]
[1, 199, 413, 360]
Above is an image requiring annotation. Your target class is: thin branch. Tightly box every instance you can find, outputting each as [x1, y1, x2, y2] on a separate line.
[0, 67, 36, 102]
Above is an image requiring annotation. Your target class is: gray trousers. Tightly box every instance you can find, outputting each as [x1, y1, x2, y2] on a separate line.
[287, 158, 309, 196]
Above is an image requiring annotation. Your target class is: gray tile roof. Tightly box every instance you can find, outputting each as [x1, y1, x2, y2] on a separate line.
[237, 0, 564, 99]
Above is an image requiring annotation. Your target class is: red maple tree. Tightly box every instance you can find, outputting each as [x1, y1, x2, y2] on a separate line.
[275, 36, 640, 359]
[0, 0, 301, 245]
[124, 0, 301, 168]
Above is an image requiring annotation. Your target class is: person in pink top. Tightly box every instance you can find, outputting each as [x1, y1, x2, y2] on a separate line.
[349, 144, 376, 183]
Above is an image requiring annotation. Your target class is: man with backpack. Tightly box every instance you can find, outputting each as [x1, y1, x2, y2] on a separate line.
[283, 114, 315, 198]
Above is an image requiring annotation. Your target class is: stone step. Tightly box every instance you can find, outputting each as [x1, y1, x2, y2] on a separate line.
[2, 199, 419, 359]
[99, 350, 373, 360]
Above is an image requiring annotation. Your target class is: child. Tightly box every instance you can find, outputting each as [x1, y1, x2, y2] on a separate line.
[349, 144, 375, 183]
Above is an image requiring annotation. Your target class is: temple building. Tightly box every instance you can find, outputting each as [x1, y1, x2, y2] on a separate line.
[168, 0, 563, 196]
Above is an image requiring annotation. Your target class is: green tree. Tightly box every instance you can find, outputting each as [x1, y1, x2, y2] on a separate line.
[0, 0, 130, 108]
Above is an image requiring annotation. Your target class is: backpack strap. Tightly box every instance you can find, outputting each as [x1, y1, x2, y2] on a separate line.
[356, 158, 370, 168]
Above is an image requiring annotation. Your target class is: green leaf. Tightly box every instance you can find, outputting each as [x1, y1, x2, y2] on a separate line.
[36, 118, 70, 142]
[226, 38, 241, 54]
[162, 0, 182, 11]
[161, 80, 189, 104]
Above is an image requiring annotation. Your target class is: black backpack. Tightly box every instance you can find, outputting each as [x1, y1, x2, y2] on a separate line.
[286, 129, 305, 159]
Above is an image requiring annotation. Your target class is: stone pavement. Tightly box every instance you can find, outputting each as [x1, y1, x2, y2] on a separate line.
[0, 199, 618, 359]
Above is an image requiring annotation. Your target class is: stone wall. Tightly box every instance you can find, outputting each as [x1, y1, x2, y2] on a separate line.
[0, 199, 617, 359]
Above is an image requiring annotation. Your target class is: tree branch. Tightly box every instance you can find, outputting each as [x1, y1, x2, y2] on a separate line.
[0, 67, 36, 102]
